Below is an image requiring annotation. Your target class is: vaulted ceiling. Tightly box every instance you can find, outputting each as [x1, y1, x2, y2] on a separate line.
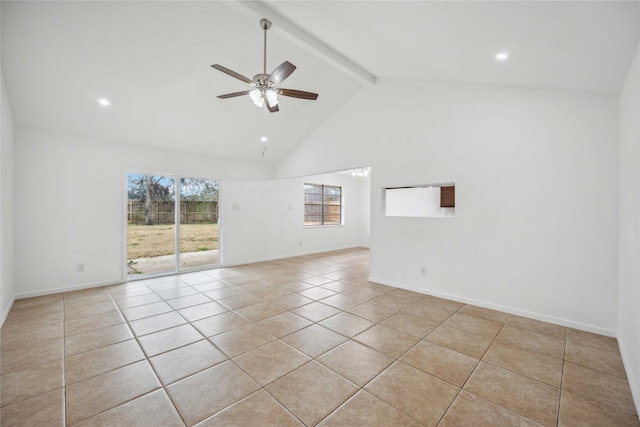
[2, 1, 638, 163]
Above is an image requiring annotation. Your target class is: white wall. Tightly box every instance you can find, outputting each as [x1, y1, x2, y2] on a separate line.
[277, 80, 619, 335]
[1, 70, 16, 325]
[385, 187, 452, 218]
[618, 41, 640, 414]
[221, 171, 370, 266]
[14, 128, 274, 297]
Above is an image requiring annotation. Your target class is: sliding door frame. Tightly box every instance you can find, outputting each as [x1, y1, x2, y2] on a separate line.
[123, 170, 222, 281]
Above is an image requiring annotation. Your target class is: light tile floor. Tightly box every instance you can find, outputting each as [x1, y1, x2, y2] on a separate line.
[1, 248, 638, 426]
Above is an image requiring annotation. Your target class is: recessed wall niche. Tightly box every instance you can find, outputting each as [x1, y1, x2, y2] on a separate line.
[384, 184, 455, 217]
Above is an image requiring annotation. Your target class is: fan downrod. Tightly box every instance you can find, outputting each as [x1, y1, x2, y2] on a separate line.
[260, 19, 271, 74]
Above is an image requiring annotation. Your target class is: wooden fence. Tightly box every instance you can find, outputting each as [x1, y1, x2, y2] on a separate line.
[128, 201, 218, 224]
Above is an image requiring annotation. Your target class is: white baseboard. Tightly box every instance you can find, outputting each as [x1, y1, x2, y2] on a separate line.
[617, 335, 640, 416]
[15, 279, 124, 300]
[1, 293, 15, 327]
[368, 276, 617, 337]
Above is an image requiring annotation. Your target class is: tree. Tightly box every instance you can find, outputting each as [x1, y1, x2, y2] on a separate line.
[127, 175, 174, 225]
[144, 175, 152, 225]
[179, 178, 218, 202]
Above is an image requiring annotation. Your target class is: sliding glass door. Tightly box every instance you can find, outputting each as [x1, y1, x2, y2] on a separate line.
[127, 173, 219, 278]
[178, 178, 219, 270]
[127, 174, 176, 277]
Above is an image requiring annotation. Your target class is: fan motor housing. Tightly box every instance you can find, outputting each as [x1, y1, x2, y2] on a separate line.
[253, 73, 274, 88]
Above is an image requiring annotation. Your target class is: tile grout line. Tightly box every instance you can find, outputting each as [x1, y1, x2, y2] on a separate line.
[312, 293, 453, 427]
[464, 314, 563, 427]
[427, 304, 473, 427]
[99, 286, 570, 427]
[219, 268, 388, 426]
[556, 328, 568, 427]
[67, 290, 164, 426]
[175, 264, 361, 425]
[444, 312, 505, 423]
[63, 294, 68, 427]
[122, 273, 330, 425]
[126, 277, 204, 427]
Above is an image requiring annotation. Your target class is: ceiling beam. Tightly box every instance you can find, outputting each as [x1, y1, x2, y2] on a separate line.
[230, 0, 377, 85]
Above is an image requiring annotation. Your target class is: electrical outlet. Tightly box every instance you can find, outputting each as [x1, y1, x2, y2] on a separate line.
[77, 263, 85, 273]
[420, 266, 427, 276]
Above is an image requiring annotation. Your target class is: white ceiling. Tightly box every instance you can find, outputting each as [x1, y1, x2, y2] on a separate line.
[2, 1, 639, 164]
[267, 1, 640, 93]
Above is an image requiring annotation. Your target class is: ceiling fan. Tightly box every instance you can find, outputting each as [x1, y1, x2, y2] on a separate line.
[211, 18, 318, 113]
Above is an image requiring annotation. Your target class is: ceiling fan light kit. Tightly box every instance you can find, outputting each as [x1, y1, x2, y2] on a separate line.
[212, 18, 318, 113]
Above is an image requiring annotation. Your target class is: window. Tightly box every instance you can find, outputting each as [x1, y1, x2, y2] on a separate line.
[304, 183, 342, 226]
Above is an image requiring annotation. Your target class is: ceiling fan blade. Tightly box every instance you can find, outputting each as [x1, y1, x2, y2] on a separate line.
[268, 61, 296, 85]
[278, 89, 319, 101]
[217, 90, 251, 99]
[211, 64, 253, 85]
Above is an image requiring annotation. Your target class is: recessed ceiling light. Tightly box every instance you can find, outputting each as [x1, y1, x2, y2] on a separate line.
[495, 52, 510, 61]
[260, 136, 268, 142]
[98, 98, 110, 106]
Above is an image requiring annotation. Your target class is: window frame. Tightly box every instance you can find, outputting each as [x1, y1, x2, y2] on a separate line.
[304, 183, 343, 226]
